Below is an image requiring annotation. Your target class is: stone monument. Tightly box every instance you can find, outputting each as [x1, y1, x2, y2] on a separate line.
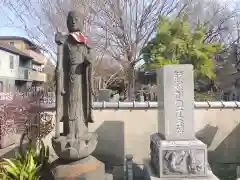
[51, 10, 110, 180]
[144, 65, 219, 179]
[98, 89, 112, 102]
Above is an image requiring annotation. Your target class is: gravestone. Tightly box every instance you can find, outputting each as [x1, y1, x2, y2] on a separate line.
[144, 65, 219, 180]
[98, 89, 112, 102]
[157, 65, 195, 140]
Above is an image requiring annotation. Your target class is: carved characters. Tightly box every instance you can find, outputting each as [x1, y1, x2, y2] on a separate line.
[174, 70, 185, 135]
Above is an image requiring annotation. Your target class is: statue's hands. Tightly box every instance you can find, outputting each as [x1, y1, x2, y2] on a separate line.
[61, 90, 66, 96]
[55, 32, 65, 45]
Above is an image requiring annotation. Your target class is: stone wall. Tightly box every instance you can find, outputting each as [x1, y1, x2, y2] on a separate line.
[43, 101, 240, 167]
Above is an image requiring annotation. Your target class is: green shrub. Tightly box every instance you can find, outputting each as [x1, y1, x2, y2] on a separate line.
[0, 133, 50, 180]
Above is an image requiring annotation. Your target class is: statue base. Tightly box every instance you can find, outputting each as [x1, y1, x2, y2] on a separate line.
[150, 133, 208, 178]
[143, 159, 219, 180]
[51, 155, 112, 180]
[52, 133, 98, 161]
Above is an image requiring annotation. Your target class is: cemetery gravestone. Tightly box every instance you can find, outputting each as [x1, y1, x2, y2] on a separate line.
[98, 89, 112, 102]
[157, 65, 195, 140]
[144, 65, 219, 179]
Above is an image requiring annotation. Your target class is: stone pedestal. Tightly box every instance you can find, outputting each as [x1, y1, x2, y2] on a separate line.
[52, 155, 111, 180]
[150, 133, 208, 178]
[143, 159, 219, 180]
[52, 133, 98, 161]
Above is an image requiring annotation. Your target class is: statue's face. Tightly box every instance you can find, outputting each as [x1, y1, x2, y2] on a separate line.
[67, 11, 83, 32]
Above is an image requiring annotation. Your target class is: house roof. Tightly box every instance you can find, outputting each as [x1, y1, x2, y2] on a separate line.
[0, 36, 34, 46]
[0, 43, 32, 58]
[0, 36, 42, 52]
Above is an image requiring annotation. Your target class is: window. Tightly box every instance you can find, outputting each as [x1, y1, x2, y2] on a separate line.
[9, 41, 14, 46]
[0, 81, 3, 92]
[9, 55, 14, 69]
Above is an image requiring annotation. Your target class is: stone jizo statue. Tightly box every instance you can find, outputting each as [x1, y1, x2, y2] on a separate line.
[52, 10, 97, 161]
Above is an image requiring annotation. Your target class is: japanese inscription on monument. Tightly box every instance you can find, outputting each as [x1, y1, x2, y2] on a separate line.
[157, 65, 195, 140]
[173, 71, 184, 136]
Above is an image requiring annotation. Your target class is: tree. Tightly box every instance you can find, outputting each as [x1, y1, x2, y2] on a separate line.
[1, 0, 191, 100]
[141, 15, 223, 79]
[1, 0, 238, 98]
[90, 0, 190, 100]
[180, 0, 240, 94]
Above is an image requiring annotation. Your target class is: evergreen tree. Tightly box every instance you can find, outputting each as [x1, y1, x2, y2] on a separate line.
[141, 15, 223, 79]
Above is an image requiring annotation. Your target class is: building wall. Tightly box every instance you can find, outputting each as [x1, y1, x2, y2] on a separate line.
[0, 49, 19, 79]
[0, 39, 45, 65]
[0, 49, 34, 92]
[0, 78, 15, 92]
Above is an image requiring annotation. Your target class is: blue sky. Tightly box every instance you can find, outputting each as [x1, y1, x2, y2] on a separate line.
[0, 27, 25, 37]
[0, 4, 27, 38]
[0, 0, 236, 38]
[0, 0, 238, 44]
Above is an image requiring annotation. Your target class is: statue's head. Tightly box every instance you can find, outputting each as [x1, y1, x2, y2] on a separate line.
[67, 11, 83, 33]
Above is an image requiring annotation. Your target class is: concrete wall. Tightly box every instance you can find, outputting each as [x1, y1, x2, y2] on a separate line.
[43, 102, 240, 167]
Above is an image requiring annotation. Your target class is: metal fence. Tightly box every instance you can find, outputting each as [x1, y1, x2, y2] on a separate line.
[135, 89, 229, 102]
[0, 89, 55, 149]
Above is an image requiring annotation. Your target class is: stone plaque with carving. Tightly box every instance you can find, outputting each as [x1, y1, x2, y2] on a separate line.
[150, 133, 207, 178]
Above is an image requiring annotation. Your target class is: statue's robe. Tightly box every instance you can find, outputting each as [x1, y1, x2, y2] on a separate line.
[62, 33, 93, 137]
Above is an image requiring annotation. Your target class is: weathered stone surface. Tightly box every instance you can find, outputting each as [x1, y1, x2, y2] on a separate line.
[144, 65, 219, 179]
[143, 159, 219, 180]
[52, 156, 106, 180]
[157, 65, 195, 140]
[150, 133, 207, 178]
[51, 10, 109, 180]
[53, 10, 96, 161]
[237, 166, 240, 178]
[98, 89, 112, 102]
[52, 133, 98, 161]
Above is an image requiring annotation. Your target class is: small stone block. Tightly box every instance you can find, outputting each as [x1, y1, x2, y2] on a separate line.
[105, 173, 113, 180]
[150, 133, 208, 178]
[237, 166, 240, 178]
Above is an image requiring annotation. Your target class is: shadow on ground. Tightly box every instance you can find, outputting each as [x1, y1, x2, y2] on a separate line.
[196, 123, 240, 180]
[92, 120, 125, 176]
